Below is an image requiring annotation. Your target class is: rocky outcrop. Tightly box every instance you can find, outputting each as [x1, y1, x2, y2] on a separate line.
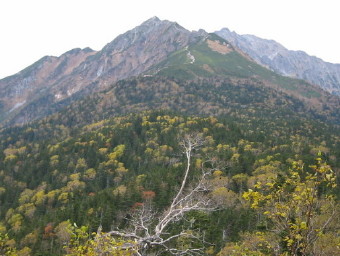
[61, 16, 206, 92]
[0, 48, 96, 121]
[216, 28, 340, 96]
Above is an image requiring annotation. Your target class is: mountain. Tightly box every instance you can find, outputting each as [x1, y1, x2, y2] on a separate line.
[15, 33, 335, 130]
[0, 48, 96, 122]
[1, 18, 340, 127]
[0, 18, 339, 256]
[0, 17, 205, 126]
[216, 28, 340, 96]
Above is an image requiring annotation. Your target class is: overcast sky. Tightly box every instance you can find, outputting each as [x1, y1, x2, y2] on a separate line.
[0, 0, 339, 79]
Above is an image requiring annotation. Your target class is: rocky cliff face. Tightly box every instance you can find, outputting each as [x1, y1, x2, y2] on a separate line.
[216, 28, 340, 96]
[0, 17, 206, 125]
[0, 48, 96, 121]
[61, 16, 206, 93]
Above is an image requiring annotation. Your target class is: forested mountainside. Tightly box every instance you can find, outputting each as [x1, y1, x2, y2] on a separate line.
[0, 111, 339, 255]
[0, 18, 339, 256]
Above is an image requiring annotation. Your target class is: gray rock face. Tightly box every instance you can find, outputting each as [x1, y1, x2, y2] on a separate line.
[76, 16, 205, 83]
[216, 28, 340, 96]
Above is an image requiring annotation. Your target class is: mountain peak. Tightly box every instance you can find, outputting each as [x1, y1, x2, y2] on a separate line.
[142, 16, 161, 24]
[137, 16, 187, 33]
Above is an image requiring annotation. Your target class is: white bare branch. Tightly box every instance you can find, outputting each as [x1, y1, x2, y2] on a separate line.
[106, 134, 215, 255]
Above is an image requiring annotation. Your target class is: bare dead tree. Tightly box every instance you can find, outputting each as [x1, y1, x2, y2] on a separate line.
[106, 134, 216, 255]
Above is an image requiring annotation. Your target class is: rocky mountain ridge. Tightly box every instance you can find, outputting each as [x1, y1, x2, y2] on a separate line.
[216, 28, 340, 95]
[0, 17, 205, 125]
[0, 17, 338, 126]
[0, 47, 96, 117]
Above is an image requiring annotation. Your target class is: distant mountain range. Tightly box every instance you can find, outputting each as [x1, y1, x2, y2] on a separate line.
[216, 28, 340, 96]
[0, 17, 339, 126]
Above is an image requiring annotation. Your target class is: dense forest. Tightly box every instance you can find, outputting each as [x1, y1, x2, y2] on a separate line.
[0, 108, 339, 255]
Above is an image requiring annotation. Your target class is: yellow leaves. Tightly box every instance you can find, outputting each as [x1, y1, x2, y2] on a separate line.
[4, 154, 17, 163]
[244, 144, 252, 151]
[209, 117, 218, 125]
[232, 173, 248, 189]
[205, 136, 215, 145]
[48, 143, 61, 154]
[205, 246, 215, 255]
[325, 173, 333, 181]
[8, 214, 23, 232]
[275, 212, 287, 218]
[50, 155, 59, 167]
[75, 158, 87, 170]
[3, 148, 18, 156]
[216, 143, 231, 152]
[115, 166, 128, 174]
[144, 147, 153, 155]
[231, 153, 240, 162]
[186, 120, 197, 126]
[213, 170, 223, 177]
[17, 203, 36, 219]
[108, 144, 126, 160]
[0, 233, 17, 256]
[98, 147, 108, 154]
[238, 139, 246, 146]
[253, 164, 279, 175]
[218, 232, 273, 256]
[215, 123, 225, 128]
[65, 224, 138, 256]
[160, 145, 173, 152]
[242, 155, 338, 255]
[58, 192, 69, 204]
[84, 168, 96, 180]
[195, 159, 203, 169]
[83, 120, 107, 131]
[69, 173, 81, 181]
[210, 187, 237, 207]
[16, 247, 31, 256]
[32, 190, 46, 206]
[292, 194, 302, 201]
[46, 189, 59, 205]
[135, 174, 146, 186]
[142, 120, 151, 126]
[284, 237, 294, 247]
[66, 179, 85, 192]
[300, 222, 307, 230]
[0, 222, 6, 234]
[87, 208, 94, 216]
[265, 182, 274, 188]
[19, 188, 34, 204]
[55, 220, 73, 244]
[242, 190, 262, 209]
[21, 230, 39, 247]
[113, 185, 127, 196]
